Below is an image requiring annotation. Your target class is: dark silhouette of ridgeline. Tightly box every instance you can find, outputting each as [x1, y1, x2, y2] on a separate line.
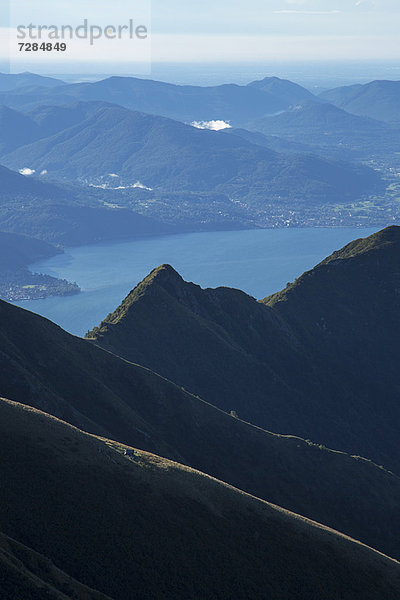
[88, 226, 400, 477]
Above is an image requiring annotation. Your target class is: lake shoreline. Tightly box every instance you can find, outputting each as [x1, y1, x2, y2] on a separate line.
[14, 226, 380, 337]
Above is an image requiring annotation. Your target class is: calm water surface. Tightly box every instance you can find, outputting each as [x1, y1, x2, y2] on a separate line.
[15, 227, 378, 336]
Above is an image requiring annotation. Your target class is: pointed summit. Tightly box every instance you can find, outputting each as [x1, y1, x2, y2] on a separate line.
[88, 227, 400, 475]
[86, 264, 188, 336]
[143, 263, 184, 285]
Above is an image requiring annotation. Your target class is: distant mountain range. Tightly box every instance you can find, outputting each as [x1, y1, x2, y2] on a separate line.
[320, 79, 400, 125]
[0, 71, 64, 92]
[247, 102, 400, 160]
[248, 75, 319, 105]
[0, 72, 398, 233]
[87, 226, 400, 475]
[0, 74, 319, 125]
[1, 104, 381, 205]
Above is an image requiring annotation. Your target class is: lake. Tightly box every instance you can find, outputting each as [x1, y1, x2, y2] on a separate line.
[15, 227, 378, 337]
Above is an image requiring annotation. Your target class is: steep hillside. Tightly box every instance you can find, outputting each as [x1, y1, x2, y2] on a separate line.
[88, 227, 400, 474]
[319, 79, 400, 124]
[0, 397, 399, 600]
[0, 531, 111, 600]
[1, 299, 400, 559]
[1, 105, 381, 204]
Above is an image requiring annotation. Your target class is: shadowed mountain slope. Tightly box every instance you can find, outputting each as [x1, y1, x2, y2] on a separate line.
[88, 227, 400, 474]
[0, 397, 399, 600]
[0, 299, 400, 558]
[0, 531, 111, 600]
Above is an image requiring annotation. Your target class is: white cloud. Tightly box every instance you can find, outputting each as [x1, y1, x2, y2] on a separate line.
[40, 169, 47, 175]
[132, 181, 153, 190]
[89, 180, 153, 191]
[191, 120, 232, 131]
[19, 167, 35, 175]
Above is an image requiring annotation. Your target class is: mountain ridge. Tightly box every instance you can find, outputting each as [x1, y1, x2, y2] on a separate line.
[0, 73, 318, 125]
[319, 79, 400, 124]
[88, 226, 400, 475]
[0, 396, 399, 600]
[1, 104, 381, 204]
[0, 295, 400, 559]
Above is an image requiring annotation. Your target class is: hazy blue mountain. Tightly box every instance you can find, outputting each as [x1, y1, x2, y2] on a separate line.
[319, 79, 400, 124]
[248, 76, 319, 105]
[0, 164, 171, 245]
[0, 163, 57, 195]
[0, 72, 64, 92]
[0, 231, 60, 272]
[221, 127, 354, 160]
[0, 74, 323, 126]
[0, 105, 43, 154]
[0, 101, 113, 156]
[2, 104, 381, 204]
[248, 102, 399, 159]
[26, 101, 113, 137]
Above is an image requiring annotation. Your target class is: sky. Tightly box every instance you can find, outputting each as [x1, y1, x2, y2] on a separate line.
[0, 0, 399, 72]
[149, 0, 400, 61]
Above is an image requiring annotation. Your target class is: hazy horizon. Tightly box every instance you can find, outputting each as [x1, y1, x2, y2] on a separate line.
[1, 59, 400, 90]
[1, 1, 400, 77]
